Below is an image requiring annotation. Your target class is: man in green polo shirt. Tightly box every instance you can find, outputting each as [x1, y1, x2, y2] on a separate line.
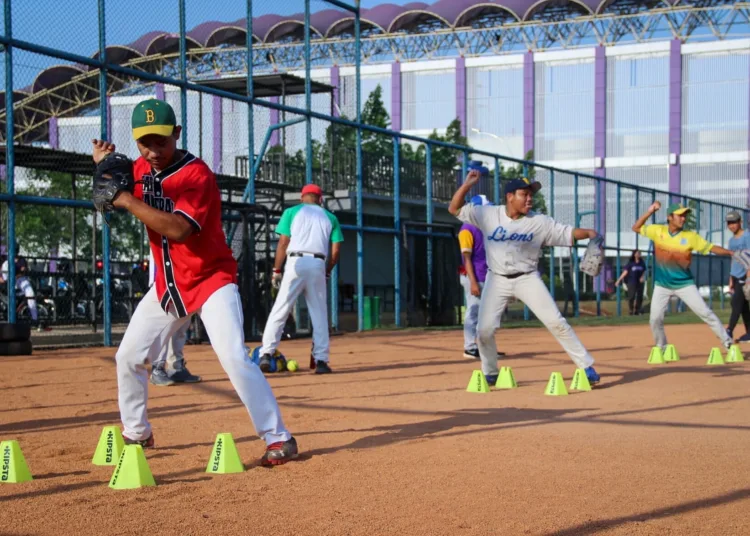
[259, 184, 344, 374]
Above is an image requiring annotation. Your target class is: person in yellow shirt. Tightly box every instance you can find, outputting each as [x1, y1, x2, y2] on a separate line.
[633, 201, 734, 351]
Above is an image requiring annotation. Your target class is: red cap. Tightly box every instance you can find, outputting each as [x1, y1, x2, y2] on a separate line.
[301, 184, 323, 196]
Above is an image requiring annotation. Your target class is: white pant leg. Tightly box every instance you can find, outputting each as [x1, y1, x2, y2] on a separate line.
[116, 285, 190, 440]
[649, 285, 672, 349]
[199, 284, 291, 445]
[674, 284, 732, 346]
[476, 271, 512, 376]
[515, 273, 595, 370]
[461, 275, 482, 352]
[260, 257, 307, 356]
[166, 319, 190, 372]
[17, 277, 37, 321]
[300, 258, 330, 362]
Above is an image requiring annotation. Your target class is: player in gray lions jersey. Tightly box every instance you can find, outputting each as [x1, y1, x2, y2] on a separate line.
[449, 170, 602, 386]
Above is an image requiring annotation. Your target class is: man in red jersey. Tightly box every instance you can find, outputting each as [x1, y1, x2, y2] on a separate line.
[91, 98, 297, 466]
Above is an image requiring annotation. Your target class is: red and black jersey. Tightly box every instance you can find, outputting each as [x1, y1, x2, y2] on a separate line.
[133, 152, 236, 317]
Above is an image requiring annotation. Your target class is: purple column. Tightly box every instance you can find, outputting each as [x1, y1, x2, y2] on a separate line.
[270, 96, 280, 146]
[669, 39, 682, 200]
[594, 46, 607, 293]
[212, 96, 223, 173]
[155, 83, 165, 101]
[48, 116, 59, 149]
[330, 65, 340, 117]
[391, 61, 402, 132]
[523, 51, 534, 158]
[456, 56, 466, 136]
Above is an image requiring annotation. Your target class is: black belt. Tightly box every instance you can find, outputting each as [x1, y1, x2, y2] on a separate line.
[500, 271, 533, 279]
[289, 252, 325, 260]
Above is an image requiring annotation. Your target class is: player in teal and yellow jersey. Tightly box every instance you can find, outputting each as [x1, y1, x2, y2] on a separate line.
[633, 201, 735, 351]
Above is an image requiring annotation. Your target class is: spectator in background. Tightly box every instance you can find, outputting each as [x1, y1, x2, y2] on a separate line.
[615, 250, 647, 315]
[0, 244, 41, 329]
[725, 210, 750, 343]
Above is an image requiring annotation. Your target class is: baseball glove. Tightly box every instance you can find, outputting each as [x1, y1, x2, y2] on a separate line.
[93, 152, 135, 214]
[580, 234, 605, 277]
[733, 249, 750, 272]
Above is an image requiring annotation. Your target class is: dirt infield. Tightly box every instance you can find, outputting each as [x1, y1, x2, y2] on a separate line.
[2, 324, 750, 535]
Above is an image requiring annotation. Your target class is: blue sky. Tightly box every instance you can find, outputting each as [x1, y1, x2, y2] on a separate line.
[9, 0, 419, 88]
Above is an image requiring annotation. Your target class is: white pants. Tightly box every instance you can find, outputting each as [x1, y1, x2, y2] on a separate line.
[460, 274, 482, 352]
[650, 284, 731, 349]
[477, 271, 595, 376]
[152, 319, 190, 372]
[17, 277, 37, 321]
[261, 255, 329, 362]
[115, 283, 291, 445]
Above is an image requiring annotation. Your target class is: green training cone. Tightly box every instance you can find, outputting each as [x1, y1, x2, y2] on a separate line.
[706, 347, 725, 366]
[92, 426, 126, 466]
[647, 346, 665, 364]
[726, 345, 745, 363]
[544, 372, 568, 396]
[206, 433, 244, 474]
[109, 445, 156, 490]
[569, 368, 592, 392]
[495, 367, 517, 389]
[663, 344, 680, 362]
[0, 440, 33, 483]
[466, 370, 490, 393]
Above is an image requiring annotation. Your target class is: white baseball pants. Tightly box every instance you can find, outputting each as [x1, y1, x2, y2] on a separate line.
[17, 277, 38, 321]
[115, 283, 291, 445]
[460, 274, 482, 352]
[649, 284, 731, 350]
[152, 318, 190, 372]
[261, 255, 330, 362]
[476, 271, 595, 376]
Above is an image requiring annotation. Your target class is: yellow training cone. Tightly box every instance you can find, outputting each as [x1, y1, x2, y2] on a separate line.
[544, 372, 568, 396]
[706, 347, 725, 366]
[109, 445, 156, 490]
[206, 433, 244, 474]
[663, 344, 680, 362]
[92, 426, 126, 466]
[647, 347, 665, 364]
[569, 369, 592, 392]
[495, 367, 517, 389]
[0, 440, 33, 483]
[726, 345, 745, 363]
[466, 370, 490, 393]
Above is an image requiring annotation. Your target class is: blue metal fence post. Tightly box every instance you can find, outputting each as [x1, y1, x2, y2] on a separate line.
[394, 139, 401, 327]
[4, 0, 16, 323]
[708, 203, 713, 311]
[720, 206, 725, 310]
[493, 157, 500, 205]
[99, 0, 112, 346]
[573, 173, 580, 318]
[595, 180, 601, 317]
[616, 184, 621, 317]
[549, 170, 555, 298]
[355, 9, 364, 331]
[179, 0, 187, 150]
[246, 1, 254, 203]
[523, 163, 530, 321]
[304, 0, 312, 185]
[426, 144, 433, 311]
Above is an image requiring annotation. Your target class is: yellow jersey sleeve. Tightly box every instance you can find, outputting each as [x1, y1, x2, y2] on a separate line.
[458, 229, 474, 253]
[689, 232, 713, 255]
[639, 224, 662, 243]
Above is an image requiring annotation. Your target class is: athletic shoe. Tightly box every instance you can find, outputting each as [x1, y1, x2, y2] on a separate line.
[727, 328, 734, 340]
[314, 360, 332, 374]
[463, 348, 480, 359]
[724, 340, 733, 350]
[737, 334, 750, 343]
[484, 374, 498, 385]
[150, 367, 175, 387]
[261, 437, 299, 466]
[170, 365, 201, 383]
[259, 353, 273, 373]
[123, 433, 154, 449]
[584, 366, 601, 385]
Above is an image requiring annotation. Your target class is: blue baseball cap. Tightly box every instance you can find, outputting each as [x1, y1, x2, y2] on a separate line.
[470, 194, 493, 206]
[504, 178, 542, 197]
[467, 160, 489, 176]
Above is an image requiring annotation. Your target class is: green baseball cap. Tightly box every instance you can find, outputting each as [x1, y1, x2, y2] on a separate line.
[132, 98, 176, 140]
[667, 203, 690, 216]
